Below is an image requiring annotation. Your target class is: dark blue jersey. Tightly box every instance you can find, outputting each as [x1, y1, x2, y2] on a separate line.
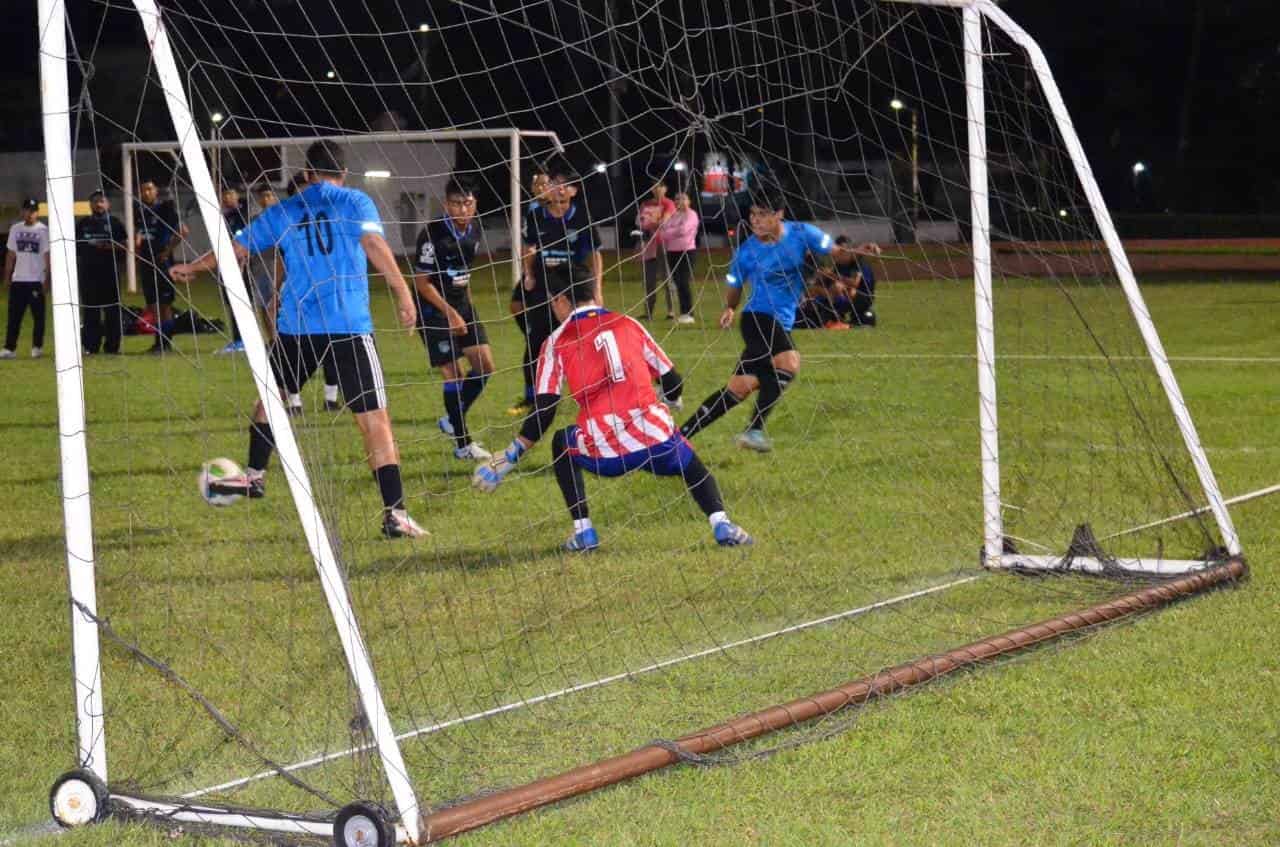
[413, 217, 481, 309]
[135, 200, 180, 259]
[523, 201, 600, 289]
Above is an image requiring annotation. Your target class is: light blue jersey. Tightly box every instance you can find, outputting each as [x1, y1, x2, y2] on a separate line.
[726, 222, 834, 331]
[235, 181, 384, 335]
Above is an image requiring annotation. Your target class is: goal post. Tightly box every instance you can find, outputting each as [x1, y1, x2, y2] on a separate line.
[42, 0, 1251, 844]
[121, 128, 564, 296]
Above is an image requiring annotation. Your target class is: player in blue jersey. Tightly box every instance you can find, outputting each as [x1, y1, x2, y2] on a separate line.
[679, 184, 879, 452]
[171, 141, 427, 538]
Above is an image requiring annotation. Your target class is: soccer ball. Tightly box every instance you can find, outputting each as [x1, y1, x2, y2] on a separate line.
[199, 457, 245, 506]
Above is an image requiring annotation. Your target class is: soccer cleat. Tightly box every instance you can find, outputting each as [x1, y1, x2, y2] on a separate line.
[564, 527, 600, 552]
[714, 520, 754, 547]
[214, 340, 245, 356]
[506, 397, 533, 417]
[286, 404, 304, 417]
[437, 415, 455, 436]
[675, 314, 696, 325]
[735, 429, 773, 453]
[30, 347, 43, 359]
[0, 349, 15, 360]
[324, 399, 344, 412]
[206, 473, 250, 500]
[382, 508, 428, 539]
[453, 442, 492, 461]
[246, 472, 266, 499]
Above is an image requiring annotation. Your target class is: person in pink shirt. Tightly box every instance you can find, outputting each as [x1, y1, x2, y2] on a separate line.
[635, 181, 675, 319]
[658, 191, 699, 324]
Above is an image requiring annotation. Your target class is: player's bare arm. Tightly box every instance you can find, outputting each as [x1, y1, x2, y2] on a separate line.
[412, 270, 466, 335]
[361, 232, 416, 329]
[169, 242, 250, 281]
[719, 285, 742, 329]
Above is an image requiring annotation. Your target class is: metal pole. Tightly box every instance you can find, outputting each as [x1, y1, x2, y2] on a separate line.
[39, 0, 108, 780]
[123, 148, 136, 294]
[510, 131, 522, 289]
[964, 4, 1002, 564]
[910, 109, 920, 223]
[978, 0, 1241, 556]
[128, 2, 423, 839]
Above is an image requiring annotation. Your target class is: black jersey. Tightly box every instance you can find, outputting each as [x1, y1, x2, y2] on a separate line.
[75, 213, 125, 272]
[414, 217, 480, 309]
[523, 201, 600, 289]
[135, 200, 180, 261]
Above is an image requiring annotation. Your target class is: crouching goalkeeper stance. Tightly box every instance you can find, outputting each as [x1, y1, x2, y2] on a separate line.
[473, 269, 752, 552]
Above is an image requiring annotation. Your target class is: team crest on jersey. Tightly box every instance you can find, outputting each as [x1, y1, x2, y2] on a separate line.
[419, 241, 436, 265]
[437, 340, 452, 353]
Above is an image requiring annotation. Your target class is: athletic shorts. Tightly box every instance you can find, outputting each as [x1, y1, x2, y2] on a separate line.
[270, 333, 386, 413]
[140, 260, 176, 306]
[734, 311, 795, 376]
[417, 300, 489, 367]
[565, 429, 696, 478]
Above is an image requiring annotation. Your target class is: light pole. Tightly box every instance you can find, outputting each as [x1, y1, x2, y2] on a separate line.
[891, 98, 920, 224]
[210, 112, 225, 193]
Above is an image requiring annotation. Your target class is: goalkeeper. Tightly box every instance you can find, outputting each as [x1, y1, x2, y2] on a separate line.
[679, 184, 879, 452]
[472, 266, 752, 552]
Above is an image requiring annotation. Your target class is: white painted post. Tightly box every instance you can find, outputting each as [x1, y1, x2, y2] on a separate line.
[38, 0, 108, 780]
[978, 0, 1241, 556]
[122, 148, 137, 293]
[965, 4, 1003, 564]
[510, 131, 522, 288]
[129, 2, 422, 839]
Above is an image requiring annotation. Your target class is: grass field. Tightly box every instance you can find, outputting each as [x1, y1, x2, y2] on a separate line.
[0, 258, 1276, 846]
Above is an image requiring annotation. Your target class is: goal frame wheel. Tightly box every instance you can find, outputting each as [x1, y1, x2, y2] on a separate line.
[49, 768, 110, 828]
[333, 801, 396, 847]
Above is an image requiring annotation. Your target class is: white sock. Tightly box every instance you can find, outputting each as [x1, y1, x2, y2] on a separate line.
[324, 384, 339, 403]
[573, 518, 594, 534]
[288, 392, 302, 408]
[708, 511, 729, 527]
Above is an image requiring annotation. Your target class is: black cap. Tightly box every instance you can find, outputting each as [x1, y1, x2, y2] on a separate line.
[88, 190, 106, 201]
[20, 198, 39, 211]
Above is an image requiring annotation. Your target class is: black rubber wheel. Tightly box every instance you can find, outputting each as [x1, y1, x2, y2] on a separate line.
[49, 768, 110, 828]
[333, 801, 395, 847]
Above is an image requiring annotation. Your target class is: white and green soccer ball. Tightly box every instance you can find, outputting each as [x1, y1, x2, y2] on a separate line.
[198, 457, 244, 506]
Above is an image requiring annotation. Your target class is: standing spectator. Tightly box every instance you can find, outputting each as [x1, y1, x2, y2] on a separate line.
[134, 180, 188, 354]
[1, 198, 50, 359]
[76, 190, 127, 355]
[215, 187, 250, 355]
[658, 191, 699, 324]
[635, 181, 674, 320]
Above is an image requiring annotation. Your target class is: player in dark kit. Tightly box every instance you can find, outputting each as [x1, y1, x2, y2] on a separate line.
[134, 180, 187, 353]
[76, 190, 127, 355]
[516, 161, 604, 440]
[679, 184, 879, 452]
[412, 177, 495, 460]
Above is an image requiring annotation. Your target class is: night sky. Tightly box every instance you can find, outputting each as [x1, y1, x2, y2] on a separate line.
[2, 1, 1277, 216]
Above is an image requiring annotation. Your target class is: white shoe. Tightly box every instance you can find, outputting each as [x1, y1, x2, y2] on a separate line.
[30, 347, 42, 359]
[454, 442, 493, 461]
[382, 508, 429, 539]
[437, 415, 455, 436]
[675, 314, 695, 325]
[0, 349, 15, 360]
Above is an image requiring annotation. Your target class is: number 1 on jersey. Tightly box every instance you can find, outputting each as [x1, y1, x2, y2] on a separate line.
[594, 330, 625, 383]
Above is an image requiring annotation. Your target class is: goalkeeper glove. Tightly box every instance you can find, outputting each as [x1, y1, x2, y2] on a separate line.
[472, 439, 526, 493]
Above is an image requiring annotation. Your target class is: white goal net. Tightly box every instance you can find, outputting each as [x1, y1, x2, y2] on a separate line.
[39, 0, 1241, 843]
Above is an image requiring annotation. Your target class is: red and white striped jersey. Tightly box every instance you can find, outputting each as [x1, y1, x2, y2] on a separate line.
[535, 306, 677, 458]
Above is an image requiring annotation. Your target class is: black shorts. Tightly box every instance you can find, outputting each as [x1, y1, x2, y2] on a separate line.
[417, 300, 489, 367]
[140, 260, 176, 306]
[271, 334, 386, 414]
[734, 311, 796, 377]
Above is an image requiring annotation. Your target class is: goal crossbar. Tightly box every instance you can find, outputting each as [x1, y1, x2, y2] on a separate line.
[121, 128, 563, 293]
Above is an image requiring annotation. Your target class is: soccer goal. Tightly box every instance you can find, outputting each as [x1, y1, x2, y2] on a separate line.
[41, 0, 1245, 844]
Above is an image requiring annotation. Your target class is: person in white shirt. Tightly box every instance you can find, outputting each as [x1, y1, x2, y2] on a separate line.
[1, 199, 51, 359]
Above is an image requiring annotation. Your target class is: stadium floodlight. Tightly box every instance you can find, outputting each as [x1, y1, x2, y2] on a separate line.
[40, 0, 1246, 844]
[210, 111, 224, 124]
[1132, 161, 1147, 175]
[593, 162, 607, 173]
[418, 23, 430, 32]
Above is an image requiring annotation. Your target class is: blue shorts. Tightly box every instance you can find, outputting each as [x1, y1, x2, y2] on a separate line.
[567, 429, 696, 478]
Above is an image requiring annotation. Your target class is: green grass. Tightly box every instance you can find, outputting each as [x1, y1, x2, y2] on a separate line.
[0, 260, 1277, 846]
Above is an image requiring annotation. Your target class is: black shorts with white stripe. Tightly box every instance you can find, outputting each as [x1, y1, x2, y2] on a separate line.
[270, 334, 387, 414]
